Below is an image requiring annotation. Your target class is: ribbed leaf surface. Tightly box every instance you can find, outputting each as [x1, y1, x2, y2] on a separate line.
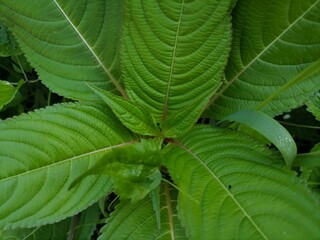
[123, 0, 232, 122]
[0, 103, 134, 229]
[100, 184, 186, 239]
[164, 126, 320, 239]
[0, 0, 125, 100]
[208, 0, 320, 119]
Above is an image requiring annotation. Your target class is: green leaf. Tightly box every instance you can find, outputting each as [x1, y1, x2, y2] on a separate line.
[164, 126, 320, 239]
[0, 0, 125, 100]
[223, 110, 297, 167]
[123, 0, 233, 122]
[70, 139, 163, 202]
[0, 80, 23, 111]
[209, 0, 320, 119]
[99, 184, 187, 239]
[161, 95, 211, 138]
[0, 102, 134, 229]
[307, 93, 320, 121]
[0, 22, 21, 56]
[89, 84, 160, 136]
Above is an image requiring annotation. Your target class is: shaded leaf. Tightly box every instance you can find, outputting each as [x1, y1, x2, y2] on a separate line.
[0, 80, 23, 111]
[0, 102, 134, 229]
[164, 125, 320, 239]
[0, 22, 21, 56]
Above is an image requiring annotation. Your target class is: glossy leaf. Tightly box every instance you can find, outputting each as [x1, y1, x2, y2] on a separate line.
[164, 126, 320, 239]
[70, 139, 163, 202]
[0, 0, 125, 100]
[0, 102, 134, 229]
[89, 84, 160, 136]
[208, 0, 320, 119]
[223, 110, 297, 167]
[0, 80, 23, 110]
[99, 184, 187, 240]
[123, 0, 233, 122]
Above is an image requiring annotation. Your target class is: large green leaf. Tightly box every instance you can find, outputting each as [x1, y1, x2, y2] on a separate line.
[164, 126, 320, 239]
[0, 0, 125, 100]
[99, 184, 187, 239]
[0, 102, 134, 229]
[123, 0, 233, 122]
[208, 0, 320, 119]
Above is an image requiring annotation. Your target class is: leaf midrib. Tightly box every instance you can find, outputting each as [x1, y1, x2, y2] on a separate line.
[177, 141, 269, 240]
[52, 0, 127, 97]
[162, 0, 185, 121]
[0, 141, 135, 184]
[209, 0, 319, 106]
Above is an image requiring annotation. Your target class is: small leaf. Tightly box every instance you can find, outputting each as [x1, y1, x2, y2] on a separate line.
[307, 93, 320, 121]
[223, 110, 297, 167]
[89, 84, 160, 136]
[150, 185, 161, 230]
[161, 95, 211, 138]
[0, 22, 21, 56]
[70, 139, 163, 202]
[0, 80, 23, 110]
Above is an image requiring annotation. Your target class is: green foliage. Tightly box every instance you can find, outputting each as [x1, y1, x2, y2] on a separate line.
[0, 0, 319, 239]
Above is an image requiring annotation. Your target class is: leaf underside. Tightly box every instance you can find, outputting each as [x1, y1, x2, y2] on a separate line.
[208, 0, 320, 119]
[0, 102, 134, 229]
[164, 126, 320, 239]
[123, 0, 233, 122]
[0, 0, 124, 100]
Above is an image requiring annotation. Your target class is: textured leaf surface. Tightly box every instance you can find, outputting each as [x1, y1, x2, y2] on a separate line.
[209, 0, 320, 119]
[307, 94, 320, 121]
[0, 102, 134, 229]
[0, 22, 21, 56]
[223, 110, 297, 167]
[99, 184, 187, 240]
[164, 126, 320, 239]
[90, 85, 160, 136]
[123, 0, 232, 122]
[0, 0, 125, 100]
[70, 139, 162, 202]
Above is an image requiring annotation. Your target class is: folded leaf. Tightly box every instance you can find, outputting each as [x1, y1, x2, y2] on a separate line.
[89, 84, 160, 136]
[70, 139, 163, 202]
[123, 0, 233, 122]
[0, 80, 23, 110]
[223, 110, 297, 167]
[0, 102, 134, 229]
[0, 0, 125, 100]
[209, 0, 320, 119]
[164, 126, 320, 239]
[99, 184, 186, 239]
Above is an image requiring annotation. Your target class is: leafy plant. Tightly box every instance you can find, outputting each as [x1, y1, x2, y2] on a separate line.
[0, 0, 320, 239]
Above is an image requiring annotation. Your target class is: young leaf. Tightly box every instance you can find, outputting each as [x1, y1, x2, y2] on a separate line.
[0, 80, 23, 110]
[164, 126, 320, 239]
[0, 102, 134, 229]
[89, 84, 160, 136]
[70, 139, 163, 203]
[122, 0, 233, 122]
[222, 110, 297, 167]
[99, 184, 186, 239]
[0, 0, 125, 100]
[208, 0, 320, 119]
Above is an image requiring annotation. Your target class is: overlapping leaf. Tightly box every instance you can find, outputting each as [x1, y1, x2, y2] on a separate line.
[0, 102, 134, 229]
[208, 0, 320, 119]
[164, 126, 320, 239]
[99, 184, 187, 239]
[0, 0, 125, 100]
[123, 0, 233, 122]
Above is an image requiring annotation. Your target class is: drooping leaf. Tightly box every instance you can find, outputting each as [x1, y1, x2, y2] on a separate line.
[208, 0, 320, 119]
[123, 0, 233, 122]
[99, 184, 187, 240]
[223, 110, 297, 167]
[70, 139, 163, 202]
[0, 102, 134, 229]
[0, 0, 125, 100]
[164, 125, 320, 239]
[0, 80, 23, 111]
[89, 84, 160, 136]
